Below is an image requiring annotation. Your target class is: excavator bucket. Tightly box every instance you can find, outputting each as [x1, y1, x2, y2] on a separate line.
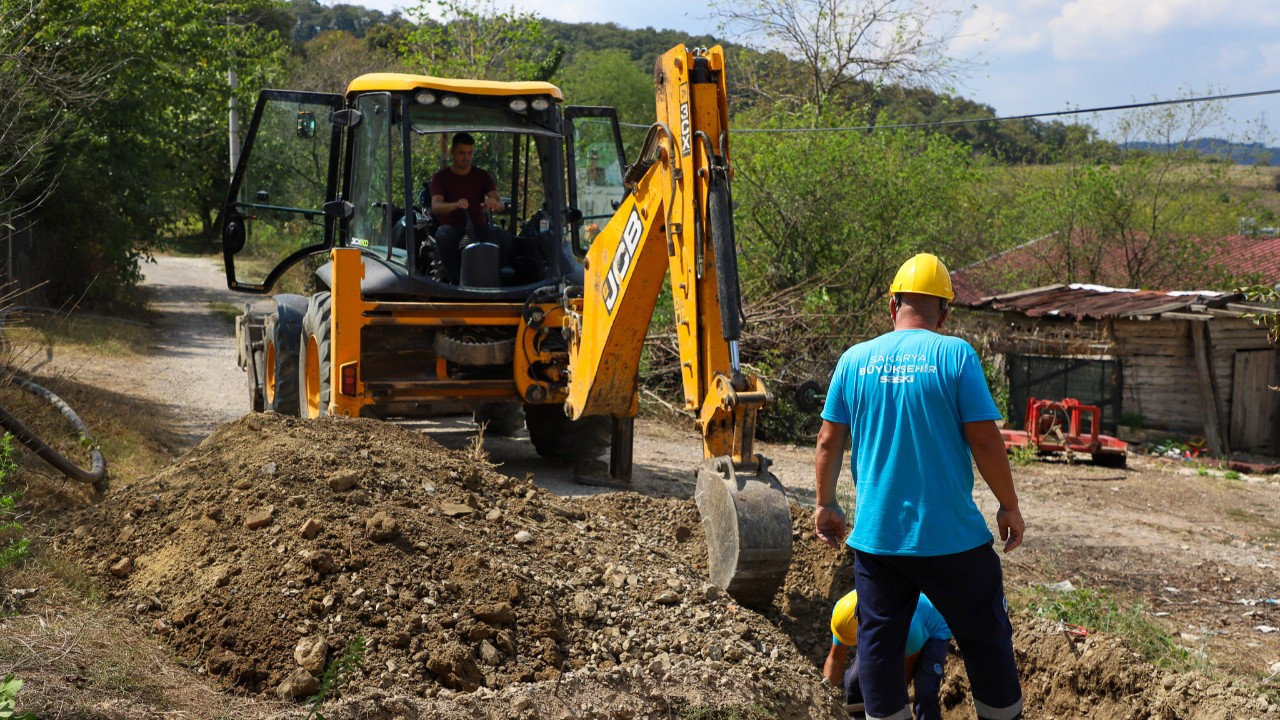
[695, 458, 793, 608]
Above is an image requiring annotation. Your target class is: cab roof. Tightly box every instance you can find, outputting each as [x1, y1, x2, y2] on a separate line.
[346, 73, 563, 101]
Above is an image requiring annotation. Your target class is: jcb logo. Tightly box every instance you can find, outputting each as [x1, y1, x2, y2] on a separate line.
[603, 208, 645, 314]
[679, 101, 692, 157]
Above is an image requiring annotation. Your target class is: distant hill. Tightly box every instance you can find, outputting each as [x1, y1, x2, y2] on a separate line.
[282, 0, 1110, 163]
[1124, 138, 1279, 165]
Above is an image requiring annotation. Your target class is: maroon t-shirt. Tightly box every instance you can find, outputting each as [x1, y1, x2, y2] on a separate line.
[430, 167, 496, 230]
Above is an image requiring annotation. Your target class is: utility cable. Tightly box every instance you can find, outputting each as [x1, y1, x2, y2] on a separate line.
[618, 87, 1280, 134]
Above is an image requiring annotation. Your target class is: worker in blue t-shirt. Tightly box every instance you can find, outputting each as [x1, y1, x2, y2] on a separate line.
[824, 591, 953, 720]
[813, 253, 1025, 720]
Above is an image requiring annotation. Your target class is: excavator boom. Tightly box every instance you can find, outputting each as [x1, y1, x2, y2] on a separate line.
[564, 46, 793, 606]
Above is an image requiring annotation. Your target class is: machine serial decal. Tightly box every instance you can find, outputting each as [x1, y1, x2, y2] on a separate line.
[679, 100, 692, 158]
[603, 208, 645, 314]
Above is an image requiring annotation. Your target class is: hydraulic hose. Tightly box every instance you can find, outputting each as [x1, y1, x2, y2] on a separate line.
[0, 306, 108, 486]
[0, 373, 107, 486]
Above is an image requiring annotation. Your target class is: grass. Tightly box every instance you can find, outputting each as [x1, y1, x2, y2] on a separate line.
[207, 302, 242, 329]
[1009, 444, 1039, 466]
[3, 312, 151, 359]
[1013, 584, 1198, 673]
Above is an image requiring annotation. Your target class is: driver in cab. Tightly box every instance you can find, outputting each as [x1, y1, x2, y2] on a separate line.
[429, 132, 510, 283]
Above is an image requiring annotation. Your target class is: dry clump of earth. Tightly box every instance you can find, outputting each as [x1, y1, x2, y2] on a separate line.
[45, 413, 1280, 719]
[52, 414, 838, 719]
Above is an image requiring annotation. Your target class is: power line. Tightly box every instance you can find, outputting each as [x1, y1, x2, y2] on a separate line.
[617, 87, 1280, 134]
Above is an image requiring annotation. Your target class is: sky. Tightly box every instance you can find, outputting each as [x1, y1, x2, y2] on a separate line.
[356, 0, 1280, 143]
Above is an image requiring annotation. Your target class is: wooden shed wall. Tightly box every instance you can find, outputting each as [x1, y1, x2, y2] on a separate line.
[1110, 319, 1199, 431]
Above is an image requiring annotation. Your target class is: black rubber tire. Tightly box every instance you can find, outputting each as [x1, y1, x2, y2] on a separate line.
[524, 404, 610, 462]
[299, 292, 333, 419]
[263, 298, 306, 417]
[474, 402, 524, 436]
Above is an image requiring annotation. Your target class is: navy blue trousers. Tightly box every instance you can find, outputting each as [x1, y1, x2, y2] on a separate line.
[854, 542, 1023, 720]
[844, 637, 949, 719]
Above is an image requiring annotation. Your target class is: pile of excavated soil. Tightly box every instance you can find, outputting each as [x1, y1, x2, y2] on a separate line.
[940, 617, 1279, 719]
[52, 414, 839, 719]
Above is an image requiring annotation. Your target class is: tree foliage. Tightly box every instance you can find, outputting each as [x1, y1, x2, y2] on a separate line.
[712, 0, 969, 120]
[399, 0, 558, 81]
[12, 0, 287, 306]
[0, 0, 103, 222]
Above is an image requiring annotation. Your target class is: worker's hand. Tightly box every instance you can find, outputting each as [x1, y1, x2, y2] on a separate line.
[456, 198, 470, 210]
[484, 196, 504, 212]
[997, 505, 1024, 552]
[814, 503, 847, 548]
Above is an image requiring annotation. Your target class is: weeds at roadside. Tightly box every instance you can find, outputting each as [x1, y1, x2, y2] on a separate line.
[1224, 470, 1242, 481]
[0, 435, 29, 573]
[0, 674, 37, 720]
[1014, 584, 1197, 672]
[1009, 444, 1039, 467]
[206, 303, 242, 330]
[305, 636, 366, 720]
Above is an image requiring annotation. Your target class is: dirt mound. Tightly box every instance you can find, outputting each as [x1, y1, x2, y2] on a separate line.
[52, 414, 838, 718]
[937, 617, 1278, 719]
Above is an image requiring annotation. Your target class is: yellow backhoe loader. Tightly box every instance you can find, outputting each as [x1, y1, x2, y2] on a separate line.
[219, 45, 792, 606]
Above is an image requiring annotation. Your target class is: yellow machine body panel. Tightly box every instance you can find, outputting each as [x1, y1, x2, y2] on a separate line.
[346, 73, 563, 100]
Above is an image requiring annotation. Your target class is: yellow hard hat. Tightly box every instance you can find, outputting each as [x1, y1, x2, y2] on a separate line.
[888, 253, 954, 301]
[830, 590, 858, 645]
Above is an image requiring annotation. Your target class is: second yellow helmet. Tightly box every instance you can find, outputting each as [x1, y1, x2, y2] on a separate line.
[830, 590, 858, 645]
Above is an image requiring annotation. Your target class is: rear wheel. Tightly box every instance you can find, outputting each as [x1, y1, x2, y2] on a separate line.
[299, 292, 332, 419]
[474, 402, 524, 436]
[524, 404, 610, 462]
[263, 309, 302, 416]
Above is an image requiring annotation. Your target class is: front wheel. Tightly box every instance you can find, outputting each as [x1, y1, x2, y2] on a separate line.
[524, 404, 610, 462]
[299, 292, 332, 419]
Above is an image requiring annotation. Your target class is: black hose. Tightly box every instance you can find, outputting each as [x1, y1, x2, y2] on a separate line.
[0, 373, 107, 486]
[0, 306, 109, 486]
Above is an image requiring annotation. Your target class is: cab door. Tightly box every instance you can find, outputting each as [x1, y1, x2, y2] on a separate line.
[220, 90, 344, 293]
[564, 106, 627, 255]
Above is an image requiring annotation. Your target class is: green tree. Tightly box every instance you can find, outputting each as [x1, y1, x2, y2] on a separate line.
[287, 30, 406, 94]
[712, 0, 971, 120]
[20, 0, 287, 305]
[399, 0, 558, 81]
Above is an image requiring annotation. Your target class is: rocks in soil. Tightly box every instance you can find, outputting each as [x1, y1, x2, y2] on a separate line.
[277, 667, 319, 699]
[109, 557, 133, 577]
[294, 635, 328, 675]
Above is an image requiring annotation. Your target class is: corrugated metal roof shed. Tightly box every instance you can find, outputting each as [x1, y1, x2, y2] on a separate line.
[958, 283, 1244, 320]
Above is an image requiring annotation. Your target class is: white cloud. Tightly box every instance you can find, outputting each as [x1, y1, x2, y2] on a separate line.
[1048, 0, 1280, 60]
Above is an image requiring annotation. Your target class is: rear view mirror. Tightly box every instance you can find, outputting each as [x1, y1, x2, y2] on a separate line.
[296, 110, 317, 138]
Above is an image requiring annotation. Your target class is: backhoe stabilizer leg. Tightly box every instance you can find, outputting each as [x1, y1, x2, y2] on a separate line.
[694, 456, 793, 608]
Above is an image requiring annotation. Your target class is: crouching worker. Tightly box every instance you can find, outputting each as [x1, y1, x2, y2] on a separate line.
[824, 590, 953, 719]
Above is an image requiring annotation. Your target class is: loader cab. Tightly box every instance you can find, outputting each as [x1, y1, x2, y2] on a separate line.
[219, 75, 628, 301]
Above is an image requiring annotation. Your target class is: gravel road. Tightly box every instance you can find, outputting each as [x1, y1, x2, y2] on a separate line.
[138, 255, 250, 447]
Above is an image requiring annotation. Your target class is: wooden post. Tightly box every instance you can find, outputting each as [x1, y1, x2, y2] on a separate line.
[1189, 320, 1229, 456]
